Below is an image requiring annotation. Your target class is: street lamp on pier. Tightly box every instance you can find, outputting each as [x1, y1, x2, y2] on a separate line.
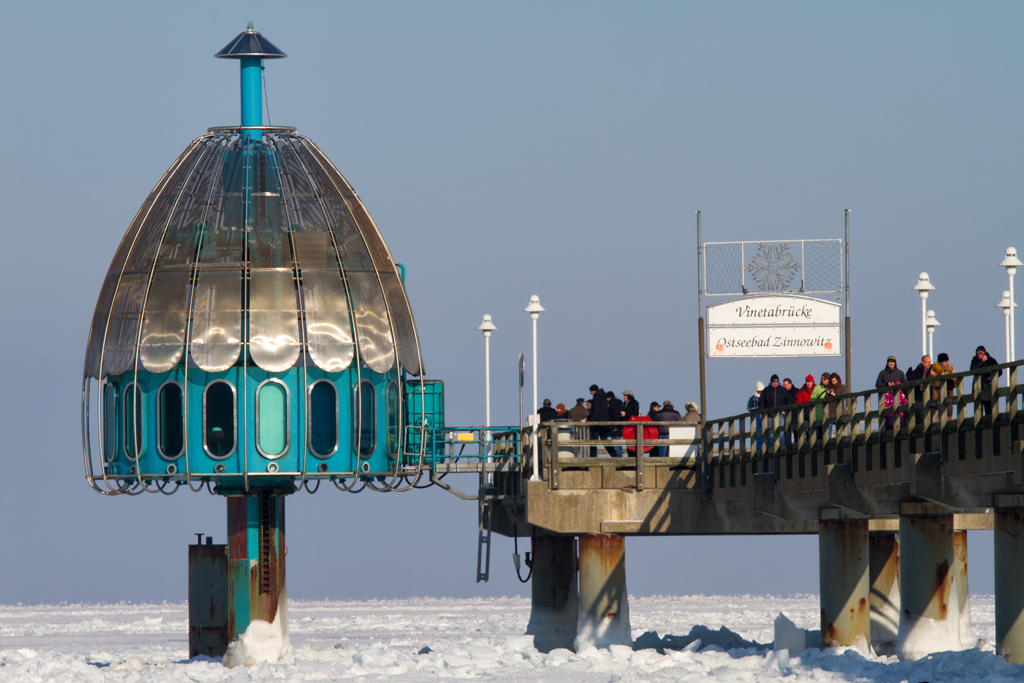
[925, 309, 940, 360]
[998, 292, 1013, 385]
[478, 314, 496, 461]
[524, 295, 544, 481]
[999, 248, 1022, 362]
[913, 273, 935, 358]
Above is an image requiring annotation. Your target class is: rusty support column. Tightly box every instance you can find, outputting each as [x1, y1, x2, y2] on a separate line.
[226, 492, 288, 663]
[868, 531, 900, 655]
[954, 531, 975, 647]
[819, 520, 870, 650]
[995, 509, 1024, 662]
[525, 536, 579, 652]
[896, 512, 960, 659]
[576, 533, 631, 649]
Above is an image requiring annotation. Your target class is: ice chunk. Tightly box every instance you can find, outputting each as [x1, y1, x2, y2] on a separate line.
[774, 612, 806, 653]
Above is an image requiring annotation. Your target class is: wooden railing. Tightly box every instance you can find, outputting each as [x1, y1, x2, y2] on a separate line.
[704, 360, 1024, 493]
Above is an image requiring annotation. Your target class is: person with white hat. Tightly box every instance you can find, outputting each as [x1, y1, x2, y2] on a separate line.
[748, 381, 764, 451]
[621, 390, 640, 420]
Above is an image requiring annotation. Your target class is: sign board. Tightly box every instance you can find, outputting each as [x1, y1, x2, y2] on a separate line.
[708, 325, 842, 357]
[706, 294, 842, 358]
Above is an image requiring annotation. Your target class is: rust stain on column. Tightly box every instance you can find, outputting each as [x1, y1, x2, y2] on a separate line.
[819, 520, 870, 649]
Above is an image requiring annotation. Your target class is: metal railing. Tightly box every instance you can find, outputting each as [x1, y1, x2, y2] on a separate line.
[704, 360, 1024, 493]
[533, 420, 703, 492]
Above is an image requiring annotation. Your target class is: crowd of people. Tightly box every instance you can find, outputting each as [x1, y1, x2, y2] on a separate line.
[536, 384, 700, 457]
[744, 345, 1006, 448]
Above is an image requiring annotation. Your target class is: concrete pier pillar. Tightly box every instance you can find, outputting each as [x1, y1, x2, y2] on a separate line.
[896, 512, 960, 659]
[995, 510, 1024, 662]
[525, 536, 579, 652]
[818, 520, 870, 650]
[953, 531, 975, 646]
[576, 533, 631, 649]
[224, 492, 290, 666]
[868, 531, 900, 655]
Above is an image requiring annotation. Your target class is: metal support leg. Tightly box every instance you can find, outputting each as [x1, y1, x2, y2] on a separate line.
[995, 510, 1024, 662]
[819, 520, 870, 650]
[576, 533, 631, 650]
[525, 536, 579, 652]
[954, 531, 975, 647]
[896, 513, 961, 659]
[868, 531, 900, 655]
[225, 492, 289, 666]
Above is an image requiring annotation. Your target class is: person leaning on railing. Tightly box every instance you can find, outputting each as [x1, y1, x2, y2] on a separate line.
[929, 354, 955, 419]
[652, 400, 682, 457]
[758, 375, 787, 451]
[876, 356, 908, 431]
[969, 346, 1003, 417]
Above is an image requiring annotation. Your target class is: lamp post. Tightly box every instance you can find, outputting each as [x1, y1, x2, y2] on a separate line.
[998, 292, 1012, 385]
[913, 273, 935, 358]
[478, 314, 496, 464]
[1000, 247, 1022, 362]
[524, 295, 544, 481]
[925, 310, 940, 360]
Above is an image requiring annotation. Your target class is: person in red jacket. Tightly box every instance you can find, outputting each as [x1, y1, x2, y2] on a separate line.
[795, 374, 816, 435]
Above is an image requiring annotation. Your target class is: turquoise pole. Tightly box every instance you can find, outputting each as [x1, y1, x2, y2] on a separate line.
[240, 56, 263, 140]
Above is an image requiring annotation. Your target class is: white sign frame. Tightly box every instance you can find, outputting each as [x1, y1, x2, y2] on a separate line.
[706, 294, 843, 358]
[706, 294, 841, 327]
[707, 325, 842, 358]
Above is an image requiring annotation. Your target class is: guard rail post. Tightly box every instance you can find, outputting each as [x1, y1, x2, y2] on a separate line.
[550, 425, 559, 491]
[635, 426, 644, 492]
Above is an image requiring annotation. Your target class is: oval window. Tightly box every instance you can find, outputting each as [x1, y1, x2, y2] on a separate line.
[386, 382, 399, 457]
[309, 381, 337, 457]
[355, 381, 376, 456]
[158, 382, 184, 458]
[124, 383, 144, 459]
[204, 381, 236, 458]
[257, 380, 289, 457]
[103, 384, 117, 461]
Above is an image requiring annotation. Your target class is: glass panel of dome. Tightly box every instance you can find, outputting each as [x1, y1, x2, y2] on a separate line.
[257, 380, 288, 457]
[249, 269, 300, 372]
[124, 144, 209, 274]
[124, 383, 144, 459]
[301, 271, 354, 372]
[379, 271, 421, 376]
[103, 384, 117, 461]
[139, 271, 189, 373]
[157, 140, 223, 267]
[356, 381, 375, 456]
[204, 381, 236, 458]
[158, 382, 184, 458]
[309, 381, 337, 457]
[199, 142, 246, 265]
[386, 382, 399, 457]
[347, 270, 396, 373]
[248, 146, 287, 269]
[102, 273, 148, 377]
[85, 276, 120, 379]
[190, 270, 242, 372]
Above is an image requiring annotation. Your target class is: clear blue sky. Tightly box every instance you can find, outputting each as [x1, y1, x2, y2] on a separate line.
[0, 1, 1021, 604]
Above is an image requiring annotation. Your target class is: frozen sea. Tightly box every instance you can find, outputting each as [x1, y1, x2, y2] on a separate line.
[0, 594, 1020, 682]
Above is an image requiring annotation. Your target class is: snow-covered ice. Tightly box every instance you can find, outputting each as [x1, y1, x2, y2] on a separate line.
[0, 593, 1020, 681]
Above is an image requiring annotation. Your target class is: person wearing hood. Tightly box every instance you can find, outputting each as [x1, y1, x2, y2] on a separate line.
[748, 381, 764, 451]
[969, 346, 1002, 416]
[588, 384, 620, 457]
[681, 401, 701, 423]
[795, 375, 822, 436]
[537, 398, 558, 423]
[758, 375, 787, 450]
[928, 353, 955, 418]
[622, 390, 640, 420]
[876, 356, 908, 430]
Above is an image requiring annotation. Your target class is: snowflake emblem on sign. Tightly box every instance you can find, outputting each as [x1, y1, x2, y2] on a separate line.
[745, 242, 801, 292]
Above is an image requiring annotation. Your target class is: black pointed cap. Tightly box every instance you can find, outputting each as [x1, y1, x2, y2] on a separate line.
[215, 24, 286, 59]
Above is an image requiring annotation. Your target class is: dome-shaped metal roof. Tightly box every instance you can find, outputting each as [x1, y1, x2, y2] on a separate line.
[84, 127, 422, 381]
